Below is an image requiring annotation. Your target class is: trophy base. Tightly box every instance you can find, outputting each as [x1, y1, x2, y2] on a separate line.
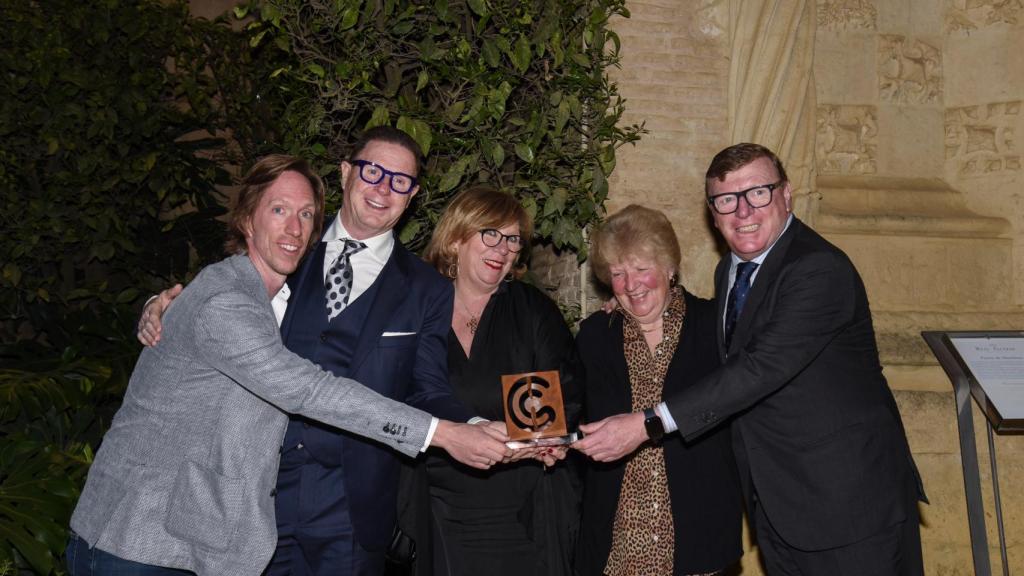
[506, 431, 583, 450]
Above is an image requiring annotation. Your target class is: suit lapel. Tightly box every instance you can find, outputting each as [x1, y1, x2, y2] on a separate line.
[728, 218, 802, 353]
[280, 240, 327, 341]
[713, 257, 730, 360]
[346, 240, 409, 376]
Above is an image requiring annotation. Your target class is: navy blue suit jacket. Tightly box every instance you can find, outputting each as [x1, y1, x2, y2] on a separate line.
[279, 232, 469, 550]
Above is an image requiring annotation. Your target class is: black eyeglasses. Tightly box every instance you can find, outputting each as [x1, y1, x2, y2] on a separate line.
[480, 228, 523, 253]
[350, 160, 418, 194]
[706, 181, 782, 215]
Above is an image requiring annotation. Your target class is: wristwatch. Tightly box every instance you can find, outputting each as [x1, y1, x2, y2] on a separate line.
[643, 407, 665, 443]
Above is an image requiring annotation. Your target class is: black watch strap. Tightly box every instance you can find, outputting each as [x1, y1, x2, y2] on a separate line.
[643, 407, 665, 442]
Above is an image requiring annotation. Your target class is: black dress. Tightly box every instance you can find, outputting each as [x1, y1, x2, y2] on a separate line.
[405, 281, 581, 576]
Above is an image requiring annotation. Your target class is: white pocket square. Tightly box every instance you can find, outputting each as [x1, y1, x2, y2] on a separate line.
[382, 331, 416, 337]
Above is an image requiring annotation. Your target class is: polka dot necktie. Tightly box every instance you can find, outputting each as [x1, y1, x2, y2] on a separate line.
[724, 261, 758, 352]
[325, 239, 367, 321]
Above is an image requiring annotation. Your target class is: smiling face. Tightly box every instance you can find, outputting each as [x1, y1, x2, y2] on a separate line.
[708, 156, 792, 261]
[339, 140, 419, 240]
[609, 254, 673, 326]
[455, 222, 520, 292]
[245, 170, 317, 293]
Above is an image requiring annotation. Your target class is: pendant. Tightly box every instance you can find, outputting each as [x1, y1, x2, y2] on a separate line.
[467, 315, 479, 334]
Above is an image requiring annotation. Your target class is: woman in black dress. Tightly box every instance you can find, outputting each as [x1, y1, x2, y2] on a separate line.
[401, 184, 580, 576]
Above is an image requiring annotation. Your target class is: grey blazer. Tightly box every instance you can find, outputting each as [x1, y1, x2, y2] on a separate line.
[70, 254, 432, 575]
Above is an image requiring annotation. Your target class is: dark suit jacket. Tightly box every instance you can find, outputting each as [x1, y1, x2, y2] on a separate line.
[666, 218, 925, 551]
[280, 233, 469, 550]
[576, 291, 743, 575]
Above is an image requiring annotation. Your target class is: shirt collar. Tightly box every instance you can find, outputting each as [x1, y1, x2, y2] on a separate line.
[322, 212, 395, 261]
[275, 282, 291, 303]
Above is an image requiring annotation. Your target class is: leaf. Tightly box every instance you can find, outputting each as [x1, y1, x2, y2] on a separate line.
[487, 81, 512, 119]
[467, 0, 488, 17]
[233, 5, 249, 19]
[116, 288, 139, 304]
[445, 101, 465, 123]
[367, 105, 390, 129]
[592, 162, 608, 202]
[399, 219, 421, 245]
[511, 35, 532, 73]
[542, 187, 567, 217]
[2, 263, 20, 288]
[482, 39, 501, 68]
[396, 116, 433, 156]
[521, 196, 537, 222]
[553, 98, 570, 136]
[249, 28, 268, 48]
[514, 142, 534, 163]
[340, 6, 360, 30]
[415, 70, 429, 93]
[437, 154, 478, 193]
[91, 242, 115, 262]
[308, 63, 326, 78]
[485, 140, 505, 167]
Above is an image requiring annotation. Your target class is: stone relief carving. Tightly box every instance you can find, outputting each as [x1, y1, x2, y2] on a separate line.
[946, 0, 1023, 32]
[816, 105, 878, 174]
[694, 0, 728, 40]
[877, 35, 942, 105]
[817, 0, 877, 30]
[945, 101, 1021, 175]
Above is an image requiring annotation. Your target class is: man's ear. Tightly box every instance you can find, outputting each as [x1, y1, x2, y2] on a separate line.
[340, 160, 352, 185]
[782, 182, 793, 212]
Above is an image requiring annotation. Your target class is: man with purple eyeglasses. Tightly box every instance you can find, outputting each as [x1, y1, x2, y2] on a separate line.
[267, 126, 474, 575]
[142, 126, 490, 575]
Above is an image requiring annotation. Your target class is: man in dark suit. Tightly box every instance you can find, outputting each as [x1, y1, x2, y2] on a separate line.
[576, 143, 926, 575]
[267, 126, 499, 576]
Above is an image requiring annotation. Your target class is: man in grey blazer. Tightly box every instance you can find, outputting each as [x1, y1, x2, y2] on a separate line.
[66, 155, 508, 576]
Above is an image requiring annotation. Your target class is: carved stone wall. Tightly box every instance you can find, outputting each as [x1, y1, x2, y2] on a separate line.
[596, 0, 1024, 572]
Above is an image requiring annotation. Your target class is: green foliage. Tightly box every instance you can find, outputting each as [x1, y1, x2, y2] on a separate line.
[0, 1, 281, 572]
[0, 305, 140, 574]
[0, 0, 280, 329]
[0, 1, 642, 573]
[241, 0, 644, 257]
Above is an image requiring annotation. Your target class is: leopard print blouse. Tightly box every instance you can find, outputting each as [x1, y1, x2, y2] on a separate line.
[603, 287, 719, 576]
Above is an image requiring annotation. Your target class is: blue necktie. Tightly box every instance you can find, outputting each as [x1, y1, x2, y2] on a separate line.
[724, 261, 758, 351]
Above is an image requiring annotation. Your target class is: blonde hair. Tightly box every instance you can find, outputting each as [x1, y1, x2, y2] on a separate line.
[424, 184, 533, 278]
[225, 155, 325, 255]
[590, 204, 680, 286]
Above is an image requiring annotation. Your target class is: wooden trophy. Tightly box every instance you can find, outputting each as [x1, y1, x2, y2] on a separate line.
[500, 370, 577, 448]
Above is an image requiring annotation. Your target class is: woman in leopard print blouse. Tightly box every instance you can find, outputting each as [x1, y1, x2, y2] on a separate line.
[574, 205, 743, 575]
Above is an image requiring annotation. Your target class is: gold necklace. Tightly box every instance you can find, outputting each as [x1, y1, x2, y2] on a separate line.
[457, 296, 484, 334]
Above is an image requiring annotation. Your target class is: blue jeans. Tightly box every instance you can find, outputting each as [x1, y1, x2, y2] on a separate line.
[65, 532, 195, 576]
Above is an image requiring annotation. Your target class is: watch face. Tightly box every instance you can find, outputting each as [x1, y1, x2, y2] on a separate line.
[645, 414, 664, 440]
